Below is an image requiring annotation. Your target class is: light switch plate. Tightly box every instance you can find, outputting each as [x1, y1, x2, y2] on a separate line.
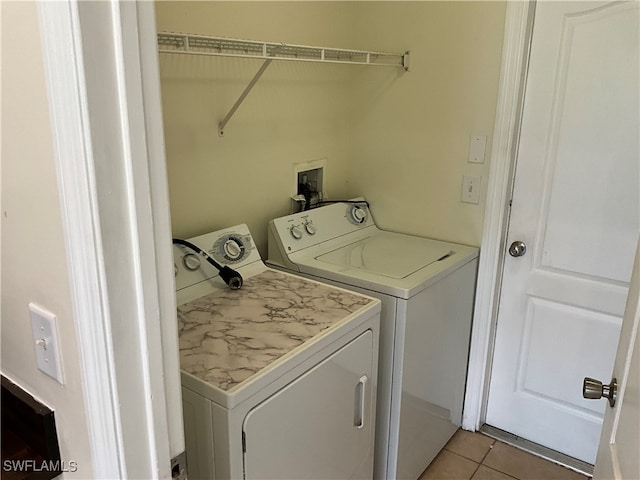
[30, 303, 64, 384]
[461, 176, 481, 204]
[468, 135, 487, 164]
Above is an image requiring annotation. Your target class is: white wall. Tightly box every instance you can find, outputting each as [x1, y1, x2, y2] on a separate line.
[0, 2, 93, 477]
[156, 1, 506, 252]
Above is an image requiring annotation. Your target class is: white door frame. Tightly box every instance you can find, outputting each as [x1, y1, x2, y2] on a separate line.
[462, 1, 536, 431]
[37, 1, 182, 477]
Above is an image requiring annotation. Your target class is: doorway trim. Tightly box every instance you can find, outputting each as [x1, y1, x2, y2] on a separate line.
[462, 1, 536, 431]
[36, 1, 182, 477]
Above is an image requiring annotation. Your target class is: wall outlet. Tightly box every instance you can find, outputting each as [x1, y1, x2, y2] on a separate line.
[30, 303, 64, 384]
[468, 135, 487, 164]
[461, 176, 481, 204]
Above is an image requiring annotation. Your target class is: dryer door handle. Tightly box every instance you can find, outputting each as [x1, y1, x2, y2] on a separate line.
[355, 375, 368, 429]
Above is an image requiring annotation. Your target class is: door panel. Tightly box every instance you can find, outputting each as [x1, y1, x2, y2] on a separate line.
[243, 330, 375, 480]
[519, 299, 620, 415]
[486, 1, 639, 464]
[539, 2, 639, 282]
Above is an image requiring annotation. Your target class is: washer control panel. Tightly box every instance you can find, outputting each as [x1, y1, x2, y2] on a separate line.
[268, 200, 374, 255]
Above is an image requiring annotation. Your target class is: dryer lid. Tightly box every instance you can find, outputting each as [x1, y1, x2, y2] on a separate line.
[314, 231, 455, 279]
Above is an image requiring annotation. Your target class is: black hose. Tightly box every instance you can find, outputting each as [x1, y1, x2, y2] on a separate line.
[312, 200, 370, 209]
[173, 238, 243, 290]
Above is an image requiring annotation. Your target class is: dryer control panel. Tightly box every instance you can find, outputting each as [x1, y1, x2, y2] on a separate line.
[173, 224, 262, 293]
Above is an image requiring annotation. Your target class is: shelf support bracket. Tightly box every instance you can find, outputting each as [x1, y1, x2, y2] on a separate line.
[218, 58, 273, 137]
[403, 51, 411, 71]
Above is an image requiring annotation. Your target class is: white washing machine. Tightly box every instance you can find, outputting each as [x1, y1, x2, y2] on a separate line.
[173, 224, 381, 480]
[267, 202, 479, 480]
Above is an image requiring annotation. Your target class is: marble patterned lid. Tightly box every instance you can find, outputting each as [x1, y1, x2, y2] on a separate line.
[177, 269, 376, 392]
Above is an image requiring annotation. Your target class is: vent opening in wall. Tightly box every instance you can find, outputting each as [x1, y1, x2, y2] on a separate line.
[1, 376, 63, 479]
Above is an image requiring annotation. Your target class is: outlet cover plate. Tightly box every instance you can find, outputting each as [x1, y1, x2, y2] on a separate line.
[468, 135, 487, 164]
[30, 303, 64, 384]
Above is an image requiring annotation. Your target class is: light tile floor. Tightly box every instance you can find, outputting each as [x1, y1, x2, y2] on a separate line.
[419, 430, 590, 480]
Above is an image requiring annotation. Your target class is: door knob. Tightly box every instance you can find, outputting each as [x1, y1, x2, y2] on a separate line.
[583, 377, 617, 407]
[508, 241, 527, 257]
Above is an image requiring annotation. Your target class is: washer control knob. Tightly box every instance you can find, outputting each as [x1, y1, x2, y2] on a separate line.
[350, 206, 368, 224]
[223, 239, 242, 260]
[183, 253, 201, 271]
[304, 222, 316, 235]
[290, 225, 303, 240]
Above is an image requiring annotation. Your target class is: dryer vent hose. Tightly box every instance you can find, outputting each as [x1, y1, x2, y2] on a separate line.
[173, 238, 243, 290]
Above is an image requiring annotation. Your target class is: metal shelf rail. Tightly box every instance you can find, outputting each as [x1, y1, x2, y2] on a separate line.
[157, 32, 410, 136]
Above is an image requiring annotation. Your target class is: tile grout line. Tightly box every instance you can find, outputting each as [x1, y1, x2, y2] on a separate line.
[476, 436, 523, 480]
[479, 436, 496, 465]
[468, 461, 482, 480]
[482, 464, 521, 480]
[443, 432, 499, 480]
[479, 439, 523, 479]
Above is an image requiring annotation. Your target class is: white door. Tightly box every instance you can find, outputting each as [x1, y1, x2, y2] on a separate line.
[592, 238, 640, 480]
[243, 330, 376, 480]
[486, 1, 639, 464]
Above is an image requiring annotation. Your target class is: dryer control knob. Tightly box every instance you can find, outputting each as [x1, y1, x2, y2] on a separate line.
[350, 206, 367, 224]
[304, 222, 316, 235]
[223, 239, 242, 260]
[183, 253, 201, 271]
[290, 226, 303, 240]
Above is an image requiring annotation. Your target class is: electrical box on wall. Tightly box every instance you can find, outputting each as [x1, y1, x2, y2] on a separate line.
[292, 159, 326, 212]
[297, 168, 323, 206]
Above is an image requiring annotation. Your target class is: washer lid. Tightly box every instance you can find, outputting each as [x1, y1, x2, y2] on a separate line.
[314, 231, 454, 279]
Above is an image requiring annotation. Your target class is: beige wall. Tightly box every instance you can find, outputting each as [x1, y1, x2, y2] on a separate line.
[348, 2, 506, 246]
[156, 2, 359, 253]
[0, 2, 93, 477]
[156, 1, 506, 252]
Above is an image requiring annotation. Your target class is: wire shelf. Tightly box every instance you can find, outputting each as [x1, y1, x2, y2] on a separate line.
[157, 32, 410, 136]
[158, 32, 409, 70]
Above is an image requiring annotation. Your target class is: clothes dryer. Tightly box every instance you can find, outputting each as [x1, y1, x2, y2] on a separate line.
[267, 202, 479, 480]
[174, 224, 380, 479]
